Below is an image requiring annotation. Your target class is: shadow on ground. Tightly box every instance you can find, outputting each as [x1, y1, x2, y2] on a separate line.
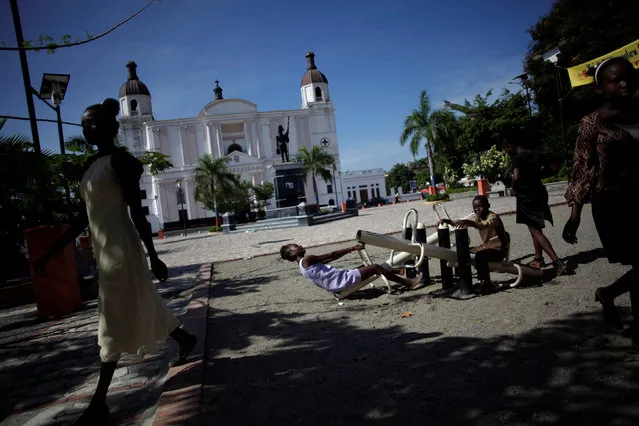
[200, 275, 639, 426]
[0, 264, 203, 425]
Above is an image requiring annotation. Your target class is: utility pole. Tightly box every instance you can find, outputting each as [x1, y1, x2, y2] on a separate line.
[10, 0, 41, 153]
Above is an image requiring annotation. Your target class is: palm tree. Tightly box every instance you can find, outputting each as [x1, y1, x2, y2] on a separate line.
[193, 155, 240, 227]
[296, 145, 335, 206]
[400, 90, 455, 188]
[0, 119, 57, 283]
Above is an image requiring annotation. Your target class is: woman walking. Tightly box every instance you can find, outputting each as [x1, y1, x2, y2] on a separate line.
[563, 57, 639, 349]
[504, 130, 566, 276]
[35, 99, 196, 424]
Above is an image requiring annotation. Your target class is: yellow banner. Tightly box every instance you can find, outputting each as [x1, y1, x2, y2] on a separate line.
[567, 39, 639, 87]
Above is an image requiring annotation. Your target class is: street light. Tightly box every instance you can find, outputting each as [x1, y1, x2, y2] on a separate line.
[35, 73, 71, 155]
[535, 42, 570, 165]
[175, 179, 187, 237]
[510, 73, 533, 117]
[33, 73, 72, 220]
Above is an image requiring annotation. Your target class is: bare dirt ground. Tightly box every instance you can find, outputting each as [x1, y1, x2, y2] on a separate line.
[199, 205, 639, 426]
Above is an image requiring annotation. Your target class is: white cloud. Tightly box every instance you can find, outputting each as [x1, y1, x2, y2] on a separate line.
[432, 53, 527, 107]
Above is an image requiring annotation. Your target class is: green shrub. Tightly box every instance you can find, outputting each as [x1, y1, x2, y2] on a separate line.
[425, 193, 450, 202]
[209, 225, 223, 233]
[446, 186, 477, 194]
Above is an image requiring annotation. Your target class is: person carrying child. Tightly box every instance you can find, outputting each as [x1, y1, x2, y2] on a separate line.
[437, 195, 510, 289]
[280, 243, 422, 294]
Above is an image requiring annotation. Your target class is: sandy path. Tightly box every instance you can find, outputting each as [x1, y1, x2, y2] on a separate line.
[199, 204, 639, 426]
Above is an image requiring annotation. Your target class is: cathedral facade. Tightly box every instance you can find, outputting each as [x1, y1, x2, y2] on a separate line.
[117, 52, 344, 232]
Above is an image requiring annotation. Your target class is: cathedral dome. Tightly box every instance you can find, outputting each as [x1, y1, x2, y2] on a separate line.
[300, 52, 328, 87]
[119, 61, 151, 97]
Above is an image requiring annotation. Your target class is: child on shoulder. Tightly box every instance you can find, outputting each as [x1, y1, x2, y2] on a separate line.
[437, 195, 510, 288]
[280, 243, 422, 294]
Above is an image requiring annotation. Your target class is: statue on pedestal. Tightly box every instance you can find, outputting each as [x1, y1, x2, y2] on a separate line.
[276, 117, 290, 162]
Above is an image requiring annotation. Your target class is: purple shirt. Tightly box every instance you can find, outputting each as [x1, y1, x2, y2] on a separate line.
[299, 258, 361, 292]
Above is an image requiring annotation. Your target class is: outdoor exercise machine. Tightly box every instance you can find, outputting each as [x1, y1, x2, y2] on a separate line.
[333, 205, 542, 300]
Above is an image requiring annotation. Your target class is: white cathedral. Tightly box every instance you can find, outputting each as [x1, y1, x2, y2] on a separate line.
[117, 52, 345, 232]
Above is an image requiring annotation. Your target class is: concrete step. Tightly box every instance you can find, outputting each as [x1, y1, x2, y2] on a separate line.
[233, 219, 300, 232]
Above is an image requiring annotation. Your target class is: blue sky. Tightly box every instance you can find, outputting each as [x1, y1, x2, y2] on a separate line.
[0, 0, 555, 172]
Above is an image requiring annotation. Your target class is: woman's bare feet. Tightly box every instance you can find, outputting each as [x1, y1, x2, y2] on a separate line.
[405, 272, 423, 290]
[595, 287, 623, 330]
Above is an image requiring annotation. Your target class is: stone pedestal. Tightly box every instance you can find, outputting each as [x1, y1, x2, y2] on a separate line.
[273, 162, 306, 208]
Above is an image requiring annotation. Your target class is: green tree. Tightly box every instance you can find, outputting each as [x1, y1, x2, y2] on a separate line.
[252, 182, 274, 213]
[385, 163, 415, 193]
[400, 90, 455, 188]
[295, 145, 336, 206]
[462, 145, 512, 183]
[193, 155, 240, 226]
[139, 150, 174, 176]
[65, 135, 95, 155]
[0, 119, 64, 283]
[445, 89, 532, 155]
[524, 0, 637, 158]
[216, 180, 252, 217]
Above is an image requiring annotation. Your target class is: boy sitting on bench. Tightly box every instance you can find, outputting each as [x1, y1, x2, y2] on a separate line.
[437, 195, 510, 289]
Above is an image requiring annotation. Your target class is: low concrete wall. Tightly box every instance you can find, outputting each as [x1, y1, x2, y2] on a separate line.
[448, 181, 568, 201]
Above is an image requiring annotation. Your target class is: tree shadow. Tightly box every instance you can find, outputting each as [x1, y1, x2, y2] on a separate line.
[200, 307, 639, 426]
[0, 264, 203, 425]
[209, 274, 276, 298]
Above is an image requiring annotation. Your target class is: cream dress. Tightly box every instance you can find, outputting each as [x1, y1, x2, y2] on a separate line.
[80, 154, 179, 362]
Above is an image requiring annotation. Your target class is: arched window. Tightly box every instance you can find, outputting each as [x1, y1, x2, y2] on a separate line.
[328, 198, 335, 206]
[315, 87, 322, 100]
[130, 99, 138, 115]
[227, 143, 243, 155]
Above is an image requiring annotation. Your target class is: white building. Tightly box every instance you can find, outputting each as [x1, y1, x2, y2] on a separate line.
[342, 169, 388, 204]
[117, 53, 345, 232]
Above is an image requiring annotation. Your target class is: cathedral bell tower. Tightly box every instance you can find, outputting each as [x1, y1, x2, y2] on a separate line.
[300, 52, 331, 109]
[119, 61, 153, 118]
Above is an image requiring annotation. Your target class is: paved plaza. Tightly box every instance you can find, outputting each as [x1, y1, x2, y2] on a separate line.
[154, 189, 569, 265]
[2, 186, 638, 425]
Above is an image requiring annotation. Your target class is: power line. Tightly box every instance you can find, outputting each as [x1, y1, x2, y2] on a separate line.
[0, 0, 156, 52]
[1, 114, 81, 126]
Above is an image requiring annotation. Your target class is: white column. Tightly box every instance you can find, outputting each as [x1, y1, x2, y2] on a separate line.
[206, 122, 214, 156]
[178, 126, 187, 167]
[215, 125, 223, 158]
[183, 179, 193, 219]
[146, 125, 155, 150]
[154, 181, 165, 228]
[244, 121, 253, 156]
[253, 118, 262, 158]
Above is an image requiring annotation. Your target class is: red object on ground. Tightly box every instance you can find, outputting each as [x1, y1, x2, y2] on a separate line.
[428, 187, 437, 195]
[24, 225, 82, 318]
[341, 202, 347, 213]
[477, 178, 490, 196]
[158, 229, 165, 239]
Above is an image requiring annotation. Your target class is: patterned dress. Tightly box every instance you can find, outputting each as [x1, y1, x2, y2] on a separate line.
[565, 111, 639, 265]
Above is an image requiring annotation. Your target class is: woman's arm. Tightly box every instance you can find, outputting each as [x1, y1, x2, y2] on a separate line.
[563, 114, 598, 243]
[112, 150, 167, 281]
[304, 244, 363, 266]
